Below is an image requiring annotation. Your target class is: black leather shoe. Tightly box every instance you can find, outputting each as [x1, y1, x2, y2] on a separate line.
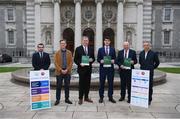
[54, 100, 59, 106]
[119, 97, 125, 101]
[109, 98, 116, 103]
[65, 99, 73, 104]
[99, 98, 103, 103]
[127, 100, 130, 103]
[78, 99, 83, 105]
[148, 101, 151, 105]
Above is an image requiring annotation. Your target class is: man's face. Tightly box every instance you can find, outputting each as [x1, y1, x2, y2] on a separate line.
[60, 41, 67, 49]
[143, 42, 150, 51]
[123, 42, 129, 50]
[37, 45, 44, 52]
[82, 36, 89, 46]
[104, 39, 111, 46]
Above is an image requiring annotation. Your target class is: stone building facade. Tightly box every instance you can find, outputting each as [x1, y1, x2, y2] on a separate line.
[0, 0, 179, 62]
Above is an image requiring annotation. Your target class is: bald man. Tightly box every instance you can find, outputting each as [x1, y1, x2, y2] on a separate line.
[115, 42, 137, 103]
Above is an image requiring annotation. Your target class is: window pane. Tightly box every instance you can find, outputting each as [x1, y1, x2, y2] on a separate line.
[7, 9, 14, 21]
[8, 31, 14, 44]
[164, 31, 170, 44]
[164, 8, 171, 21]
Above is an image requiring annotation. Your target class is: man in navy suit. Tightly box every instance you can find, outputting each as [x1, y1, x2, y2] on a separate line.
[74, 34, 95, 105]
[32, 43, 51, 70]
[116, 42, 137, 103]
[139, 41, 160, 105]
[97, 36, 116, 103]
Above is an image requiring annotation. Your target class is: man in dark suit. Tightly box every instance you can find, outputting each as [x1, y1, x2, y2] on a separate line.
[97, 36, 116, 103]
[139, 41, 160, 105]
[32, 43, 51, 70]
[116, 42, 137, 103]
[74, 34, 95, 105]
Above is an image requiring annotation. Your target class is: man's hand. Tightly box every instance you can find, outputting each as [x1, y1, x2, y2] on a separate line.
[80, 63, 85, 67]
[111, 60, 115, 64]
[62, 69, 68, 74]
[89, 58, 93, 62]
[130, 60, 134, 64]
[120, 65, 126, 69]
[100, 60, 104, 64]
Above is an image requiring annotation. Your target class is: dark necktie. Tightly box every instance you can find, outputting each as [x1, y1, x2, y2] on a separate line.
[125, 50, 127, 58]
[106, 47, 108, 55]
[85, 46, 88, 55]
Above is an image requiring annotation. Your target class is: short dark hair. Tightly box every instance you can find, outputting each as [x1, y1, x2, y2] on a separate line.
[59, 39, 67, 43]
[104, 36, 111, 41]
[82, 34, 89, 39]
[37, 43, 44, 47]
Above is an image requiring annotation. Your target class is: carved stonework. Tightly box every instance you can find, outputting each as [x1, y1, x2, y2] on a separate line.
[103, 3, 117, 23]
[61, 5, 75, 24]
[41, 24, 54, 46]
[82, 5, 96, 23]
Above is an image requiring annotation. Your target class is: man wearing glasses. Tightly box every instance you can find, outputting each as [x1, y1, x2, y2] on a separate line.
[32, 43, 51, 70]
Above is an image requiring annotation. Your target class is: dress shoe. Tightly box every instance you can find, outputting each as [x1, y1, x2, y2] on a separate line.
[127, 100, 130, 103]
[78, 99, 83, 105]
[119, 97, 125, 101]
[84, 98, 93, 103]
[54, 100, 59, 106]
[109, 98, 116, 103]
[148, 101, 151, 105]
[99, 98, 103, 103]
[65, 99, 73, 104]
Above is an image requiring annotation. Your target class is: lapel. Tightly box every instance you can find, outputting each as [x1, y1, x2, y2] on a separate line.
[80, 45, 86, 55]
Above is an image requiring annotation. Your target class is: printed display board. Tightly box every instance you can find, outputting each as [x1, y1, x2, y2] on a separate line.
[131, 69, 150, 108]
[30, 70, 51, 110]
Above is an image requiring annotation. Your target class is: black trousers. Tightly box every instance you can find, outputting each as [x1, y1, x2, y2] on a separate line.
[149, 70, 154, 102]
[99, 67, 114, 98]
[78, 67, 91, 99]
[56, 74, 70, 101]
[119, 69, 131, 101]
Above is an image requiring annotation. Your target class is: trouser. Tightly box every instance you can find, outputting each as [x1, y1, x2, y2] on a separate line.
[119, 69, 131, 101]
[78, 67, 91, 99]
[149, 70, 154, 102]
[99, 68, 114, 99]
[56, 74, 70, 101]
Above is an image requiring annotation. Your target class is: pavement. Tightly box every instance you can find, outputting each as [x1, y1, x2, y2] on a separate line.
[0, 72, 180, 119]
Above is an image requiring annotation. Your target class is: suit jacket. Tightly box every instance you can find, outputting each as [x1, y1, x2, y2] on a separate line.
[115, 49, 137, 69]
[74, 45, 95, 73]
[32, 52, 51, 70]
[54, 49, 73, 75]
[139, 50, 160, 71]
[97, 46, 116, 69]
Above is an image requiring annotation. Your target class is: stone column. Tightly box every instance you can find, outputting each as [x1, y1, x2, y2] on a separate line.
[34, 0, 41, 49]
[95, 0, 104, 53]
[136, 1, 143, 51]
[74, 0, 82, 49]
[53, 0, 61, 52]
[116, 0, 124, 50]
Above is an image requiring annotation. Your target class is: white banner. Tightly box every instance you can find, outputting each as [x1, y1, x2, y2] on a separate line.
[131, 69, 150, 108]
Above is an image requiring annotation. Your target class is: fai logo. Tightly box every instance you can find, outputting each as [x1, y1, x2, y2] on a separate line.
[141, 72, 145, 75]
[41, 72, 45, 76]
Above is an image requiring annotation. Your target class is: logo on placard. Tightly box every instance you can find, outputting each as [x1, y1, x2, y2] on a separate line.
[41, 72, 45, 76]
[141, 72, 145, 75]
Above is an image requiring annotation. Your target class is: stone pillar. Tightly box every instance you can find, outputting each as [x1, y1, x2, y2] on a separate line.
[74, 0, 82, 49]
[53, 0, 61, 52]
[34, 0, 41, 49]
[136, 1, 143, 51]
[95, 0, 104, 53]
[116, 0, 124, 50]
